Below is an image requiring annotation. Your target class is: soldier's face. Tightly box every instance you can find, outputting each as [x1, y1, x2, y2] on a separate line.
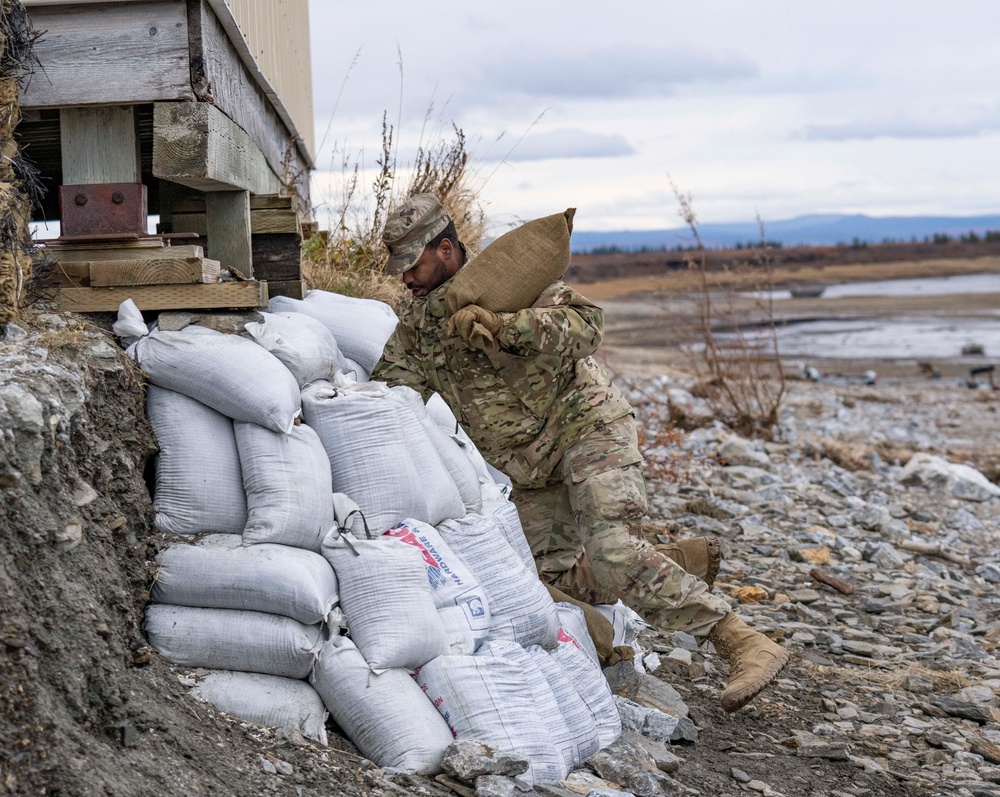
[402, 246, 451, 297]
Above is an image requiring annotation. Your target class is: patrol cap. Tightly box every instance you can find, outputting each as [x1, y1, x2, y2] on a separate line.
[382, 193, 451, 275]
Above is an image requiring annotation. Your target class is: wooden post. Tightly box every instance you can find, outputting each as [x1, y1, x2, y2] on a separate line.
[206, 190, 253, 277]
[60, 106, 141, 185]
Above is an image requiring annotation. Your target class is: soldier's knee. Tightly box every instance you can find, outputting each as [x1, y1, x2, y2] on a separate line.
[571, 465, 648, 523]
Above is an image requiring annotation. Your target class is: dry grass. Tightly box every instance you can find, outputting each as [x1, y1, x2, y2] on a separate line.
[303, 114, 488, 311]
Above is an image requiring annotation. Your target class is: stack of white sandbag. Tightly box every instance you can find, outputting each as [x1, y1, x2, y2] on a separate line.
[121, 292, 620, 780]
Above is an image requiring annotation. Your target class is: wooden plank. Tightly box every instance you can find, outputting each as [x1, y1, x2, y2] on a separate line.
[249, 195, 293, 210]
[88, 257, 220, 287]
[60, 106, 141, 184]
[55, 281, 267, 313]
[251, 233, 301, 281]
[46, 260, 91, 287]
[263, 279, 308, 300]
[20, 2, 193, 108]
[249, 208, 300, 235]
[170, 212, 207, 236]
[187, 0, 309, 204]
[51, 244, 204, 262]
[206, 190, 253, 276]
[153, 101, 281, 194]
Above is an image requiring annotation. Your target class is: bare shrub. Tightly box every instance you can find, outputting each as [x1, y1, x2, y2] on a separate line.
[669, 182, 787, 439]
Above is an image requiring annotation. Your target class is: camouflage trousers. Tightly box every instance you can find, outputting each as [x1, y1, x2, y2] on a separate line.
[512, 415, 731, 638]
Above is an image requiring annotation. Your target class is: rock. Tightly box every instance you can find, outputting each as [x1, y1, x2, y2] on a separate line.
[787, 588, 822, 604]
[718, 435, 771, 468]
[730, 586, 768, 604]
[667, 388, 715, 429]
[957, 686, 997, 706]
[272, 758, 293, 776]
[586, 734, 685, 797]
[258, 755, 277, 774]
[731, 767, 752, 783]
[604, 662, 644, 698]
[54, 521, 84, 551]
[632, 675, 690, 718]
[899, 453, 1000, 502]
[72, 481, 98, 507]
[949, 508, 986, 532]
[441, 741, 529, 781]
[631, 735, 682, 774]
[474, 774, 518, 797]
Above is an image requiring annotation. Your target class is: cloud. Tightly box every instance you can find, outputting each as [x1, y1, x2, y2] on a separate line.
[480, 128, 636, 162]
[799, 112, 1000, 141]
[473, 46, 758, 100]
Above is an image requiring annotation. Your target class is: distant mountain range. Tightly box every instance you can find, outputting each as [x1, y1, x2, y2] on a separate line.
[570, 214, 1000, 252]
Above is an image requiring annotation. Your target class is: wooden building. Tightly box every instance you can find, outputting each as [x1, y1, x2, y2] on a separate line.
[15, 0, 315, 311]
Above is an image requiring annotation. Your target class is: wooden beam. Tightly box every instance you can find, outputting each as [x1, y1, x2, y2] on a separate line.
[205, 190, 253, 276]
[50, 244, 203, 263]
[60, 106, 141, 184]
[55, 281, 267, 313]
[20, 2, 193, 109]
[89, 257, 220, 287]
[153, 101, 281, 194]
[263, 279, 308, 300]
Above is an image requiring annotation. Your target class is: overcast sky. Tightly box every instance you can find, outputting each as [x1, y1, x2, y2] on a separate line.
[306, 1, 1000, 235]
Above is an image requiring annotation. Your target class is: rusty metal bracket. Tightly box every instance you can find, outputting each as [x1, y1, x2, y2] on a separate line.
[58, 182, 148, 238]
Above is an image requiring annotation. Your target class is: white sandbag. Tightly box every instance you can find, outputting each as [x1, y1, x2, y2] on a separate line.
[414, 653, 561, 787]
[341, 357, 369, 382]
[321, 530, 450, 670]
[426, 393, 493, 483]
[129, 325, 301, 433]
[235, 421, 335, 552]
[302, 378, 463, 533]
[151, 534, 340, 626]
[311, 635, 453, 773]
[385, 521, 490, 653]
[389, 387, 481, 514]
[189, 671, 328, 744]
[146, 386, 247, 536]
[549, 624, 621, 749]
[555, 603, 601, 665]
[144, 604, 322, 678]
[438, 514, 559, 649]
[525, 644, 600, 768]
[595, 600, 651, 648]
[245, 311, 348, 387]
[481, 480, 536, 571]
[478, 640, 571, 780]
[270, 290, 398, 374]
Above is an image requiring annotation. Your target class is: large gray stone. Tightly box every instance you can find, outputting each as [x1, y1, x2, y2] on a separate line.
[441, 740, 529, 781]
[586, 734, 685, 797]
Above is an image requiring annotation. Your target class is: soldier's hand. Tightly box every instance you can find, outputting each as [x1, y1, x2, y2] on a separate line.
[446, 305, 504, 349]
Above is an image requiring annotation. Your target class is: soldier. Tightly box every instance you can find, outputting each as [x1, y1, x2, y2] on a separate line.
[372, 193, 789, 712]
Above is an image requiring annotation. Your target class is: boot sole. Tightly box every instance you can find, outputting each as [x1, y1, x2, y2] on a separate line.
[720, 648, 791, 713]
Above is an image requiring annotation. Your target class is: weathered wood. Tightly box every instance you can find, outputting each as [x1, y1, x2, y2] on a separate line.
[52, 244, 204, 263]
[809, 568, 855, 596]
[263, 279, 307, 300]
[249, 208, 300, 235]
[20, 2, 193, 109]
[60, 106, 141, 184]
[187, 0, 309, 203]
[88, 257, 220, 287]
[251, 234, 301, 281]
[249, 195, 293, 211]
[205, 190, 253, 276]
[897, 540, 972, 571]
[153, 102, 281, 194]
[46, 260, 91, 287]
[55, 281, 267, 313]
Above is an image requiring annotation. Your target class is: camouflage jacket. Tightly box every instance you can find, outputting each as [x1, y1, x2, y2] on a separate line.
[372, 278, 636, 489]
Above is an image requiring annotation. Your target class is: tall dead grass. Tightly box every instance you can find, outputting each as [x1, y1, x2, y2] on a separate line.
[303, 112, 488, 311]
[670, 182, 787, 438]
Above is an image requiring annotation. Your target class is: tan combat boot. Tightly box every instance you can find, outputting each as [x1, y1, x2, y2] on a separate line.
[655, 536, 722, 587]
[708, 613, 790, 712]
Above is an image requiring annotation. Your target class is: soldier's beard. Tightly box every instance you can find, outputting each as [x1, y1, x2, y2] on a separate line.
[406, 252, 451, 297]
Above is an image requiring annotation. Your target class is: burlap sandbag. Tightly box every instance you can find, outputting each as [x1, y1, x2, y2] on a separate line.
[445, 209, 576, 314]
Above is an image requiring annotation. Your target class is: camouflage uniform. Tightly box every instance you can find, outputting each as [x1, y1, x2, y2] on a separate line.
[373, 277, 732, 637]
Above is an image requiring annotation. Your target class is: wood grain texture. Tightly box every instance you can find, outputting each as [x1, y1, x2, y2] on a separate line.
[88, 257, 220, 287]
[263, 279, 307, 300]
[153, 101, 280, 194]
[55, 281, 266, 312]
[251, 234, 301, 281]
[20, 2, 193, 108]
[52, 244, 204, 262]
[60, 106, 141, 184]
[205, 190, 253, 275]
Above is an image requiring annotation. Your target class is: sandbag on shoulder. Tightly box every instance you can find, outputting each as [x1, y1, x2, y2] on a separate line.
[270, 290, 397, 374]
[414, 652, 561, 787]
[245, 311, 348, 387]
[129, 325, 301, 433]
[189, 671, 328, 744]
[146, 386, 247, 536]
[311, 635, 453, 774]
[385, 520, 490, 653]
[389, 387, 481, 514]
[144, 604, 322, 679]
[321, 528, 450, 671]
[437, 514, 559, 649]
[444, 208, 575, 314]
[302, 378, 463, 532]
[235, 421, 334, 552]
[151, 534, 340, 626]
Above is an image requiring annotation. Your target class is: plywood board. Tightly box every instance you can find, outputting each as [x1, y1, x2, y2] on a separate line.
[88, 257, 221, 287]
[56, 281, 267, 313]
